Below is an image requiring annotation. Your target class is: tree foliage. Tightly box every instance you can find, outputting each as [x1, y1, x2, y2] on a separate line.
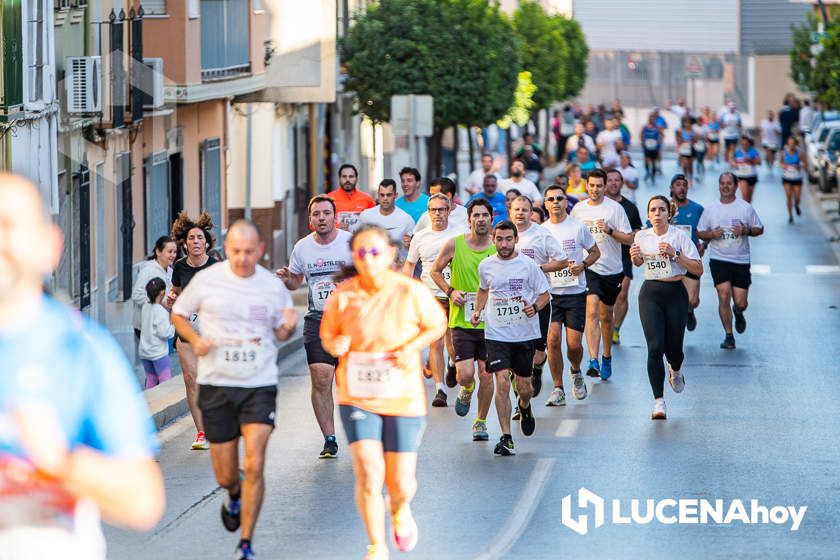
[789, 12, 820, 93]
[497, 71, 537, 129]
[812, 24, 840, 109]
[339, 0, 521, 128]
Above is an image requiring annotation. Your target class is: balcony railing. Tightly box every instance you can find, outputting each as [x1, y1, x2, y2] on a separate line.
[200, 0, 251, 81]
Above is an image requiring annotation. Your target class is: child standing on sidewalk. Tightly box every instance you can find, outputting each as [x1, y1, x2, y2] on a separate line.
[139, 277, 175, 388]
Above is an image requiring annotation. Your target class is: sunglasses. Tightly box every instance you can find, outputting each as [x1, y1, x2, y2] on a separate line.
[355, 247, 383, 259]
[545, 196, 567, 202]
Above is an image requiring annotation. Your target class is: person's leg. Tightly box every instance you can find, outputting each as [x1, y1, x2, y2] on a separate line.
[547, 322, 565, 390]
[154, 355, 172, 385]
[715, 282, 734, 334]
[238, 423, 273, 541]
[177, 339, 204, 432]
[783, 183, 794, 220]
[141, 359, 157, 389]
[493, 370, 512, 435]
[638, 283, 667, 399]
[732, 287, 750, 315]
[584, 294, 602, 360]
[428, 335, 446, 386]
[476, 361, 494, 421]
[599, 302, 615, 358]
[384, 451, 419, 519]
[739, 179, 754, 203]
[613, 276, 631, 331]
[349, 440, 387, 548]
[209, 439, 241, 495]
[566, 328, 584, 371]
[663, 285, 689, 372]
[793, 183, 802, 212]
[309, 363, 336, 437]
[682, 276, 700, 312]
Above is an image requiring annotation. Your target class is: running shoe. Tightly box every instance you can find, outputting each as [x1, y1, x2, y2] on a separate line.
[391, 506, 418, 552]
[192, 431, 209, 450]
[545, 387, 566, 407]
[422, 362, 433, 379]
[668, 363, 685, 394]
[519, 402, 536, 436]
[319, 436, 338, 459]
[221, 494, 241, 532]
[612, 327, 620, 345]
[788, 215, 794, 225]
[733, 307, 746, 334]
[571, 372, 587, 400]
[720, 333, 736, 349]
[234, 542, 255, 560]
[686, 310, 697, 332]
[364, 543, 388, 560]
[600, 356, 612, 380]
[494, 435, 516, 456]
[472, 419, 489, 441]
[431, 389, 447, 408]
[454, 385, 474, 417]
[586, 358, 600, 378]
[531, 363, 544, 398]
[445, 362, 458, 388]
[795, 203, 801, 216]
[651, 399, 667, 420]
[512, 406, 521, 421]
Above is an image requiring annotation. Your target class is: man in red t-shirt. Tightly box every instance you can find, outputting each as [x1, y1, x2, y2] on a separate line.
[327, 164, 375, 231]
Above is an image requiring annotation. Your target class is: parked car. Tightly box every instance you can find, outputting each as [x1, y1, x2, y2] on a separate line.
[805, 119, 840, 182]
[816, 127, 840, 193]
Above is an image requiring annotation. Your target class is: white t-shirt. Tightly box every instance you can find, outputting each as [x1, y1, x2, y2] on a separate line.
[499, 178, 543, 206]
[131, 260, 173, 331]
[620, 165, 638, 202]
[288, 229, 353, 318]
[570, 197, 631, 276]
[566, 134, 596, 155]
[596, 129, 622, 159]
[760, 120, 782, 148]
[541, 216, 597, 295]
[466, 170, 499, 196]
[478, 252, 550, 343]
[413, 203, 469, 233]
[697, 199, 763, 264]
[406, 225, 463, 297]
[139, 302, 175, 360]
[633, 226, 700, 279]
[172, 261, 294, 388]
[357, 206, 415, 257]
[721, 111, 742, 139]
[515, 223, 568, 296]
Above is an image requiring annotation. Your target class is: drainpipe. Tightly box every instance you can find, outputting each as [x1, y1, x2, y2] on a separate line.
[245, 105, 253, 220]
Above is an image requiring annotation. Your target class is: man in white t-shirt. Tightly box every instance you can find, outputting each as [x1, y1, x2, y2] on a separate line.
[471, 221, 551, 456]
[276, 195, 353, 459]
[596, 117, 623, 168]
[697, 172, 764, 350]
[404, 193, 465, 407]
[720, 103, 742, 160]
[358, 179, 415, 261]
[465, 153, 499, 198]
[499, 160, 543, 207]
[172, 220, 298, 560]
[413, 177, 469, 234]
[509, 196, 568, 404]
[541, 184, 600, 403]
[569, 169, 633, 381]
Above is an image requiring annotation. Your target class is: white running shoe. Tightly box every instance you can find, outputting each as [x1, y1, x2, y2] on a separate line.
[668, 364, 685, 394]
[571, 372, 587, 400]
[545, 387, 566, 407]
[651, 399, 667, 420]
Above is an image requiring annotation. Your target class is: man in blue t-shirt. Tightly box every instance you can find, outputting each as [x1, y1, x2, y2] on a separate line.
[395, 166, 430, 223]
[468, 174, 508, 225]
[0, 174, 163, 559]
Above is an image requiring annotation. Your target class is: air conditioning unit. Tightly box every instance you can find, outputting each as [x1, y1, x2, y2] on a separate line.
[66, 56, 102, 114]
[141, 58, 165, 110]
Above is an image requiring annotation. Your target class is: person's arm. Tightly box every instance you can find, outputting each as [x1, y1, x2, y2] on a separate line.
[153, 307, 175, 340]
[540, 236, 569, 272]
[275, 267, 304, 291]
[401, 259, 418, 276]
[532, 290, 550, 314]
[604, 223, 634, 245]
[131, 266, 152, 307]
[697, 228, 722, 242]
[470, 287, 489, 326]
[431, 238, 463, 304]
[320, 290, 352, 357]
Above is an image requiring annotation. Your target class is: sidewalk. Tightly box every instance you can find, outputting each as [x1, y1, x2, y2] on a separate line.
[143, 289, 308, 431]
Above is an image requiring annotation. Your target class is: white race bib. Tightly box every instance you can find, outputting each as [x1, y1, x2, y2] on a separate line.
[214, 340, 262, 375]
[490, 296, 527, 328]
[644, 256, 673, 280]
[464, 292, 485, 323]
[311, 278, 336, 312]
[718, 228, 741, 249]
[678, 143, 693, 156]
[337, 211, 360, 229]
[549, 267, 579, 288]
[782, 167, 801, 181]
[585, 220, 608, 244]
[675, 224, 693, 237]
[346, 352, 405, 399]
[736, 164, 754, 176]
[644, 138, 659, 150]
[692, 140, 706, 152]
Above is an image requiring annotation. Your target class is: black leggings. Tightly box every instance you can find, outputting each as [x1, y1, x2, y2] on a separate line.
[639, 280, 689, 399]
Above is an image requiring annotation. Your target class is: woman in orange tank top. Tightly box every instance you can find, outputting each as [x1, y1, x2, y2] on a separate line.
[321, 225, 447, 560]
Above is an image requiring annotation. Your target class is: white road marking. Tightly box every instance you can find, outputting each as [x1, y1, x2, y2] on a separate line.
[555, 418, 582, 438]
[750, 264, 771, 275]
[806, 265, 840, 274]
[473, 458, 555, 560]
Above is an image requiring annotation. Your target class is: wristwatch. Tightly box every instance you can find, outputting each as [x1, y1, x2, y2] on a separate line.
[672, 250, 681, 261]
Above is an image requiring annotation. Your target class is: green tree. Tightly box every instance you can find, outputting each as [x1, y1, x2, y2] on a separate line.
[789, 12, 820, 92]
[340, 0, 522, 174]
[812, 24, 840, 108]
[512, 1, 568, 111]
[497, 71, 537, 130]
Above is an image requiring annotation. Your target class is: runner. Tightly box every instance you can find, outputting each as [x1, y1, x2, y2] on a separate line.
[171, 211, 219, 450]
[172, 220, 298, 560]
[499, 160, 543, 207]
[0, 173, 164, 559]
[468, 174, 508, 225]
[465, 153, 499, 198]
[692, 119, 708, 180]
[720, 102, 743, 162]
[404, 193, 466, 406]
[703, 107, 721, 165]
[604, 169, 642, 347]
[565, 163, 587, 200]
[652, 107, 668, 177]
[760, 110, 782, 170]
[509, 196, 568, 402]
[669, 174, 705, 331]
[541, 185, 600, 404]
[596, 116, 623, 168]
[430, 199, 497, 442]
[470, 220, 551, 455]
[277, 195, 353, 459]
[570, 169, 633, 380]
[358, 179, 415, 263]
[320, 225, 447, 560]
[530, 206, 545, 225]
[731, 135, 761, 203]
[619, 151, 639, 202]
[676, 117, 696, 182]
[412, 177, 469, 233]
[395, 167, 429, 224]
[629, 196, 703, 420]
[328, 163, 375, 231]
[780, 136, 804, 224]
[697, 172, 765, 349]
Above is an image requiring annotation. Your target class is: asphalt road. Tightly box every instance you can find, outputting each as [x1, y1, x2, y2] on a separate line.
[106, 157, 840, 560]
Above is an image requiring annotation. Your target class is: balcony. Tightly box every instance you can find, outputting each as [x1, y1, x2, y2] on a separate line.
[200, 0, 251, 81]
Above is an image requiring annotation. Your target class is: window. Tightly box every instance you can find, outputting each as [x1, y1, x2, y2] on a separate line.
[27, 0, 46, 104]
[189, 0, 200, 18]
[200, 138, 222, 245]
[144, 151, 171, 254]
[143, 0, 167, 16]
